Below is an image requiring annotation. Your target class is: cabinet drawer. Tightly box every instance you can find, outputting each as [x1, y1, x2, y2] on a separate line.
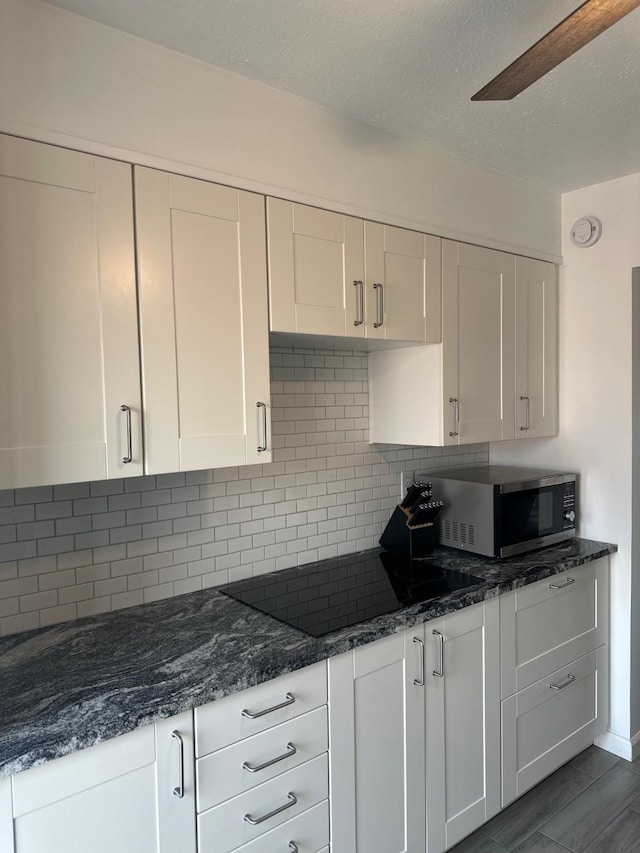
[229, 800, 329, 853]
[501, 560, 607, 697]
[501, 649, 601, 806]
[197, 754, 328, 853]
[195, 662, 327, 757]
[197, 707, 328, 811]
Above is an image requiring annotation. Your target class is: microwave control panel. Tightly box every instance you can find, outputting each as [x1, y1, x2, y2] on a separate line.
[562, 482, 577, 529]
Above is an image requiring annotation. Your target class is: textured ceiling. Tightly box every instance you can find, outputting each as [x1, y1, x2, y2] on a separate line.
[43, 0, 640, 191]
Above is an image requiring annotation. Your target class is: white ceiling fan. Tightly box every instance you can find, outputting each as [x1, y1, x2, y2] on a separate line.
[472, 0, 640, 100]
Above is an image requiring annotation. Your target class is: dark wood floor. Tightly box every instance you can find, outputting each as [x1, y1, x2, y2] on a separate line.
[451, 746, 640, 852]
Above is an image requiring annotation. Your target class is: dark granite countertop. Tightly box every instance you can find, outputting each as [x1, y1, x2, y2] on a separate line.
[0, 537, 616, 778]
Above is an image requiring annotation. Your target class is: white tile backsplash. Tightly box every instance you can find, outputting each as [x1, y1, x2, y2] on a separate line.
[0, 347, 488, 636]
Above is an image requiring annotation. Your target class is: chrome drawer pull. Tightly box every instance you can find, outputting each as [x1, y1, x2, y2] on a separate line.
[289, 844, 299, 852]
[549, 577, 575, 590]
[550, 673, 576, 691]
[244, 792, 297, 825]
[241, 692, 295, 719]
[433, 629, 444, 678]
[171, 730, 184, 799]
[243, 742, 297, 773]
[413, 637, 425, 687]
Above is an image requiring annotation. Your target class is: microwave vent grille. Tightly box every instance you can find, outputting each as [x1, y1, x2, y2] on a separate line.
[440, 518, 475, 546]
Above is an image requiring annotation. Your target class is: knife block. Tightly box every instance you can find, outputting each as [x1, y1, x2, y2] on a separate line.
[379, 505, 437, 558]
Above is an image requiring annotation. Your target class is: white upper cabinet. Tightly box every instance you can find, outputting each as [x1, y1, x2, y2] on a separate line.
[369, 240, 517, 446]
[0, 135, 143, 488]
[442, 241, 516, 444]
[267, 198, 365, 337]
[135, 167, 271, 473]
[515, 256, 558, 438]
[267, 198, 441, 344]
[364, 222, 441, 343]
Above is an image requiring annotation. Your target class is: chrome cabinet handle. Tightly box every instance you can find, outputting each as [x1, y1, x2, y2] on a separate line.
[433, 629, 444, 677]
[244, 792, 297, 825]
[520, 395, 531, 431]
[120, 404, 133, 463]
[550, 673, 576, 691]
[241, 692, 295, 719]
[289, 844, 299, 853]
[448, 398, 460, 437]
[413, 637, 425, 687]
[256, 401, 268, 453]
[353, 280, 364, 326]
[549, 577, 575, 590]
[373, 282, 384, 327]
[171, 730, 184, 799]
[242, 742, 297, 773]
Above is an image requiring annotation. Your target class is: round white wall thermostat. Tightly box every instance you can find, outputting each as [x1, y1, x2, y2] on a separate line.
[570, 216, 602, 247]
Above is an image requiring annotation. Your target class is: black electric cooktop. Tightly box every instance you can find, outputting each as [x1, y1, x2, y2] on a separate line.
[220, 549, 483, 637]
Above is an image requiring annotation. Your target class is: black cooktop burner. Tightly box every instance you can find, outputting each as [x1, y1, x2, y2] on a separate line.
[220, 549, 483, 637]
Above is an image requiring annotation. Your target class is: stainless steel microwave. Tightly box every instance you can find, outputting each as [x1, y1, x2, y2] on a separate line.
[425, 466, 577, 558]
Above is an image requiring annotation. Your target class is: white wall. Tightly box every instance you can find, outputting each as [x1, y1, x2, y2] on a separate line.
[0, 0, 560, 261]
[492, 172, 640, 750]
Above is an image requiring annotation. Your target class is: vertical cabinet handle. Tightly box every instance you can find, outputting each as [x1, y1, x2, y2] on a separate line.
[353, 280, 364, 326]
[448, 398, 460, 437]
[413, 636, 425, 686]
[171, 730, 185, 799]
[120, 404, 133, 464]
[373, 282, 384, 328]
[433, 629, 444, 677]
[520, 395, 531, 431]
[256, 402, 268, 453]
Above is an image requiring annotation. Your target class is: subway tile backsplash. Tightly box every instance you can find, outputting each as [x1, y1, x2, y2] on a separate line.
[0, 348, 487, 636]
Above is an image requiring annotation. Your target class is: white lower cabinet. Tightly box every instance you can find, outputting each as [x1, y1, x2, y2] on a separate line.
[328, 599, 501, 853]
[328, 630, 426, 853]
[195, 660, 329, 853]
[499, 559, 609, 808]
[3, 561, 610, 853]
[9, 712, 196, 853]
[1, 777, 13, 853]
[425, 599, 501, 852]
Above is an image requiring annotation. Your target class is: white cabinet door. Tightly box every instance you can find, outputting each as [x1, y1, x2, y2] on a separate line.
[442, 240, 516, 444]
[426, 600, 501, 852]
[364, 222, 441, 343]
[328, 629, 426, 853]
[515, 256, 558, 438]
[0, 777, 13, 853]
[267, 198, 364, 338]
[0, 134, 143, 488]
[11, 715, 196, 853]
[135, 167, 271, 473]
[155, 712, 197, 853]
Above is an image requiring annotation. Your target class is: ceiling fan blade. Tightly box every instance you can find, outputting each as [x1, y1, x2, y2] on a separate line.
[471, 0, 640, 100]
